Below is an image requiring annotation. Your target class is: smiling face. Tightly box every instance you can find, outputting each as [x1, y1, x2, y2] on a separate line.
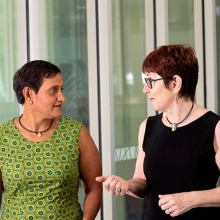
[30, 73, 66, 119]
[143, 72, 174, 112]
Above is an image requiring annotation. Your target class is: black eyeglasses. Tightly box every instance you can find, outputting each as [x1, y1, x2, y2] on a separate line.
[144, 77, 166, 89]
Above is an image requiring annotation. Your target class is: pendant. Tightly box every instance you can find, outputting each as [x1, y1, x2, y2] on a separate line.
[38, 132, 42, 137]
[172, 123, 177, 132]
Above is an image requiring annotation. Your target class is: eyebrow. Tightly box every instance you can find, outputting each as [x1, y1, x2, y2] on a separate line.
[49, 84, 64, 89]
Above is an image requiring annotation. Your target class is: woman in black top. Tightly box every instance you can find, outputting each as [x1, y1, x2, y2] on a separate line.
[96, 44, 220, 220]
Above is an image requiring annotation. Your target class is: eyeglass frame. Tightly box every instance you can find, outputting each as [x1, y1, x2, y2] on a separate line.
[144, 77, 168, 89]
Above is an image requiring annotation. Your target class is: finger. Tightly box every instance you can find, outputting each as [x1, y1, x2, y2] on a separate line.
[96, 176, 111, 182]
[165, 209, 170, 215]
[161, 202, 171, 211]
[103, 175, 115, 191]
[159, 194, 165, 198]
[170, 209, 179, 217]
[115, 182, 122, 195]
[120, 190, 126, 196]
[169, 205, 178, 214]
[158, 196, 170, 207]
[115, 181, 121, 189]
[109, 178, 119, 193]
[120, 184, 129, 196]
[159, 194, 170, 199]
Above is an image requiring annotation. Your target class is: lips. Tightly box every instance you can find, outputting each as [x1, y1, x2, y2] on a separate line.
[54, 104, 62, 107]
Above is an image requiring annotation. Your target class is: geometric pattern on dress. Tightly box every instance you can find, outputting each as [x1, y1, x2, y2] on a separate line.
[0, 117, 83, 220]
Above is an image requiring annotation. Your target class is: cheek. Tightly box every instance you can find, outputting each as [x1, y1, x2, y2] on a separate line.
[34, 96, 54, 109]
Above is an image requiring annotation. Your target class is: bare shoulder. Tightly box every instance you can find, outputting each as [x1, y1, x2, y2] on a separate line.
[193, 104, 209, 118]
[139, 119, 148, 133]
[79, 125, 89, 136]
[215, 120, 220, 139]
[212, 111, 220, 152]
[79, 125, 96, 140]
[78, 125, 96, 150]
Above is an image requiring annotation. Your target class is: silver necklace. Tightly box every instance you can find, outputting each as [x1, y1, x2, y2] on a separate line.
[19, 114, 54, 137]
[166, 102, 194, 131]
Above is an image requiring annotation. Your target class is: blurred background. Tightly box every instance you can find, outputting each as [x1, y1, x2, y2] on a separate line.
[0, 0, 220, 219]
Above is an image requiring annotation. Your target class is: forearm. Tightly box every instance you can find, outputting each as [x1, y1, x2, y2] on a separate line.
[83, 188, 102, 220]
[126, 178, 147, 199]
[191, 187, 220, 208]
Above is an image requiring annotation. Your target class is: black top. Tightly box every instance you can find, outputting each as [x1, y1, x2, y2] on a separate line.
[141, 111, 220, 220]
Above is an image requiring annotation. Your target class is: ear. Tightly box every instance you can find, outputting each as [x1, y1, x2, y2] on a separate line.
[172, 75, 182, 94]
[22, 87, 35, 103]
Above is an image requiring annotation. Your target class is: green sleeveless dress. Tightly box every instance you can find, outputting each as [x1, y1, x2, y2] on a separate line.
[0, 116, 83, 220]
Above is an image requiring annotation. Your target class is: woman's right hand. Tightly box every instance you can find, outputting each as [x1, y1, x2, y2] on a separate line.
[96, 175, 129, 195]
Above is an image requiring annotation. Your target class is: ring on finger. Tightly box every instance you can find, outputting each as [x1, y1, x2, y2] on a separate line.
[115, 189, 121, 192]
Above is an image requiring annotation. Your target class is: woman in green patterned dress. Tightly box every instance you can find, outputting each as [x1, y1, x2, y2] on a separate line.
[0, 60, 102, 220]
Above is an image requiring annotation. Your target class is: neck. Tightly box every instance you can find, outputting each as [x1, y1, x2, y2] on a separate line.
[164, 99, 195, 124]
[21, 112, 54, 132]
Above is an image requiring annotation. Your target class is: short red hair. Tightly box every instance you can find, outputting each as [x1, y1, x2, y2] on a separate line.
[142, 44, 198, 101]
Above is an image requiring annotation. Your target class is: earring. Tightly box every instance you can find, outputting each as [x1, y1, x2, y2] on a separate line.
[29, 101, 33, 104]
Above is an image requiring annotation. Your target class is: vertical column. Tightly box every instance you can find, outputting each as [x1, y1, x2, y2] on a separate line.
[145, 0, 156, 116]
[17, 0, 28, 68]
[86, 0, 100, 218]
[156, 0, 169, 47]
[3, 0, 15, 102]
[28, 0, 40, 60]
[204, 0, 218, 112]
[86, 0, 99, 148]
[16, 0, 27, 115]
[28, 0, 47, 60]
[194, 0, 205, 107]
[97, 0, 115, 219]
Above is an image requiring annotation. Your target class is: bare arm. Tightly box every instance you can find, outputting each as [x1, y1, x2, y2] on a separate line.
[96, 119, 147, 198]
[79, 126, 102, 220]
[126, 119, 147, 198]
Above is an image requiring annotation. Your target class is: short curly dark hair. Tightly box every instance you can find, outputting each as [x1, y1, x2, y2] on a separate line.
[142, 44, 198, 101]
[13, 60, 61, 104]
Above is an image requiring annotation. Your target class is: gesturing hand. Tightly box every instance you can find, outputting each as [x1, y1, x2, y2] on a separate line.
[96, 175, 129, 195]
[158, 192, 195, 217]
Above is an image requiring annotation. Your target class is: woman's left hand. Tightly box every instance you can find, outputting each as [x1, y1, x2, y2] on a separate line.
[158, 192, 196, 217]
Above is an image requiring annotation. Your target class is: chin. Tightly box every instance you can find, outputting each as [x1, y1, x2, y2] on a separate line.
[152, 103, 165, 112]
[51, 112, 62, 119]
[56, 113, 62, 118]
[152, 104, 160, 112]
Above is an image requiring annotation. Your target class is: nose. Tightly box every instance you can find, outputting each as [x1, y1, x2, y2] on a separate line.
[57, 91, 66, 103]
[143, 84, 150, 94]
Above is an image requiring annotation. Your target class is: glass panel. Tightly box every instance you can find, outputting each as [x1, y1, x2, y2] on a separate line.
[0, 1, 23, 216]
[216, 0, 220, 114]
[0, 0, 20, 123]
[37, 0, 88, 207]
[168, 0, 195, 47]
[38, 0, 89, 129]
[112, 0, 146, 219]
